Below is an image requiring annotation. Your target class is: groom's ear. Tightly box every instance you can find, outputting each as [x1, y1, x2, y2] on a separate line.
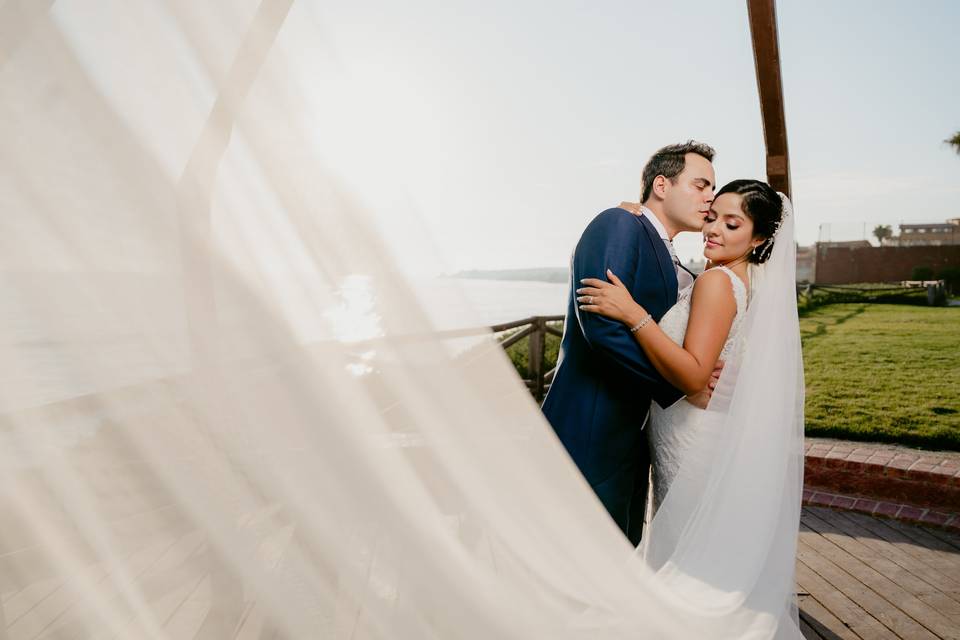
[650, 175, 668, 199]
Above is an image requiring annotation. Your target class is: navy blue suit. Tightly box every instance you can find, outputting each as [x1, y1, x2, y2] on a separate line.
[542, 208, 683, 545]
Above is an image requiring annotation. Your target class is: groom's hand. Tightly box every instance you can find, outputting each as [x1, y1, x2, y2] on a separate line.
[686, 389, 709, 409]
[685, 360, 724, 409]
[709, 359, 724, 390]
[618, 201, 643, 216]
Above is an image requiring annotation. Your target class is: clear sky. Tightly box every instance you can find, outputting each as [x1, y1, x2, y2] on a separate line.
[303, 0, 960, 272]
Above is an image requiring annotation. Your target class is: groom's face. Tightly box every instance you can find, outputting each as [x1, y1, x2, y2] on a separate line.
[664, 153, 716, 232]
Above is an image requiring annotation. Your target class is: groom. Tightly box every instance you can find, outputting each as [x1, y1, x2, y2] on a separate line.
[542, 141, 717, 546]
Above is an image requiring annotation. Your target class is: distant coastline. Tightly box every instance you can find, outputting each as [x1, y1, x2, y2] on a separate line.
[449, 260, 707, 284]
[449, 268, 570, 284]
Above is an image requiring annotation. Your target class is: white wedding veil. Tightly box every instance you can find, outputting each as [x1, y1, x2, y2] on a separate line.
[1, 2, 802, 638]
[640, 194, 805, 639]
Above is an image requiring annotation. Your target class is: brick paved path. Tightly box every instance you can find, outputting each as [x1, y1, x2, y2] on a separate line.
[804, 439, 960, 532]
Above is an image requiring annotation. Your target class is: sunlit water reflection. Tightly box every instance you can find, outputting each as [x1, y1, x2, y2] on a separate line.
[3, 274, 568, 407]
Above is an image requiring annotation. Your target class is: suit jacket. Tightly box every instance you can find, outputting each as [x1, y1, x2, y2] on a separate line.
[541, 208, 683, 542]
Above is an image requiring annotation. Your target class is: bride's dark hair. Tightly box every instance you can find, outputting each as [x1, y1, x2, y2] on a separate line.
[714, 179, 783, 264]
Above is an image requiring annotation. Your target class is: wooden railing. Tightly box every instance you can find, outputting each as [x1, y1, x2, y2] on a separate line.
[491, 315, 564, 403]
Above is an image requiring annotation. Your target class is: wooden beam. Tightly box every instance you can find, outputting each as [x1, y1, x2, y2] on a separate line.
[747, 0, 791, 198]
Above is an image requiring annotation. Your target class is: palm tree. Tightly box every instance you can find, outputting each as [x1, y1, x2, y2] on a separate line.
[872, 224, 893, 246]
[946, 131, 960, 155]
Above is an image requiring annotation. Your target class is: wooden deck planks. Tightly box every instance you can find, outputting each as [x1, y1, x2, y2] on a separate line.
[868, 519, 960, 578]
[796, 547, 903, 639]
[802, 509, 960, 634]
[839, 512, 960, 596]
[797, 589, 864, 640]
[798, 509, 960, 640]
[2, 509, 960, 639]
[924, 528, 960, 553]
[817, 509, 960, 604]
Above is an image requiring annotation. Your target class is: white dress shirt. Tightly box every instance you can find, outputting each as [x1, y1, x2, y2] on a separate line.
[640, 207, 695, 292]
[639, 207, 690, 414]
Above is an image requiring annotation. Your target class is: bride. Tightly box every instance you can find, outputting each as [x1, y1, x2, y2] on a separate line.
[577, 180, 803, 605]
[577, 178, 787, 516]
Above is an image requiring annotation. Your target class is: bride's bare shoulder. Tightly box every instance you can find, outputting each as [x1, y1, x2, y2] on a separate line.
[689, 269, 737, 315]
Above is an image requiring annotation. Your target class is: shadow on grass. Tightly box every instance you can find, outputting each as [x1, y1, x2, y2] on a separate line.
[800, 304, 867, 344]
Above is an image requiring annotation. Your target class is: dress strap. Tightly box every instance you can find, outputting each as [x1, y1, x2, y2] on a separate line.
[712, 265, 748, 314]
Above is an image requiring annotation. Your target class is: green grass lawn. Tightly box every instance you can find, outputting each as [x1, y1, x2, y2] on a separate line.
[801, 304, 960, 450]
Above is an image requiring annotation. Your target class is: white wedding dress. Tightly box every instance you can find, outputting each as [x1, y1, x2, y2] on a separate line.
[648, 265, 749, 515]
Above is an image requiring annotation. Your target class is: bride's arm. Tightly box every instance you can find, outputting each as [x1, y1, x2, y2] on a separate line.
[578, 269, 736, 396]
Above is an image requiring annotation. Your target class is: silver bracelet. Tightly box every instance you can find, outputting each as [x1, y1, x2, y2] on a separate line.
[629, 314, 653, 333]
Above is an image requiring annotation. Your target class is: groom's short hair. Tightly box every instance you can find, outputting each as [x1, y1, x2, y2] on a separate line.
[641, 141, 715, 202]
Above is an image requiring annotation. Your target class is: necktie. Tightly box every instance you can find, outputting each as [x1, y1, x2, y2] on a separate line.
[665, 239, 695, 292]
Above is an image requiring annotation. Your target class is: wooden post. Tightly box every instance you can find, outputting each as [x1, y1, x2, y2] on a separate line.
[747, 0, 791, 198]
[528, 317, 546, 402]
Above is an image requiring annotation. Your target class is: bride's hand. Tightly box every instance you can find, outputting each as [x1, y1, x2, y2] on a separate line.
[577, 270, 646, 325]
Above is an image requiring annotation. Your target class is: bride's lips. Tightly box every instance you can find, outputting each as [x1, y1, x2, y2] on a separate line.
[705, 239, 721, 248]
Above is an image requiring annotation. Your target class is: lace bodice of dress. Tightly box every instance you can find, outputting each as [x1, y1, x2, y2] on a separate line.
[647, 266, 748, 514]
[657, 265, 748, 363]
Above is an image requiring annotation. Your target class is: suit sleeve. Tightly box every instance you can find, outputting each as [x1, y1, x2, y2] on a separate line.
[573, 210, 684, 408]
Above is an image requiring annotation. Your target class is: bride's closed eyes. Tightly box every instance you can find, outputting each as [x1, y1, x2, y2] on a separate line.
[703, 211, 741, 230]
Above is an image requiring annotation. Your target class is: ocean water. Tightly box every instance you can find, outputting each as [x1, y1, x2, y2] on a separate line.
[420, 278, 570, 330]
[2, 273, 570, 409]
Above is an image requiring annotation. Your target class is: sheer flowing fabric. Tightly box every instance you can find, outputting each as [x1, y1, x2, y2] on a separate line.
[1, 2, 801, 638]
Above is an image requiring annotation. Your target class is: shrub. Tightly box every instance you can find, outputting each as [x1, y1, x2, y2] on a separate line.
[796, 283, 928, 316]
[938, 266, 960, 295]
[501, 322, 562, 378]
[911, 266, 934, 281]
